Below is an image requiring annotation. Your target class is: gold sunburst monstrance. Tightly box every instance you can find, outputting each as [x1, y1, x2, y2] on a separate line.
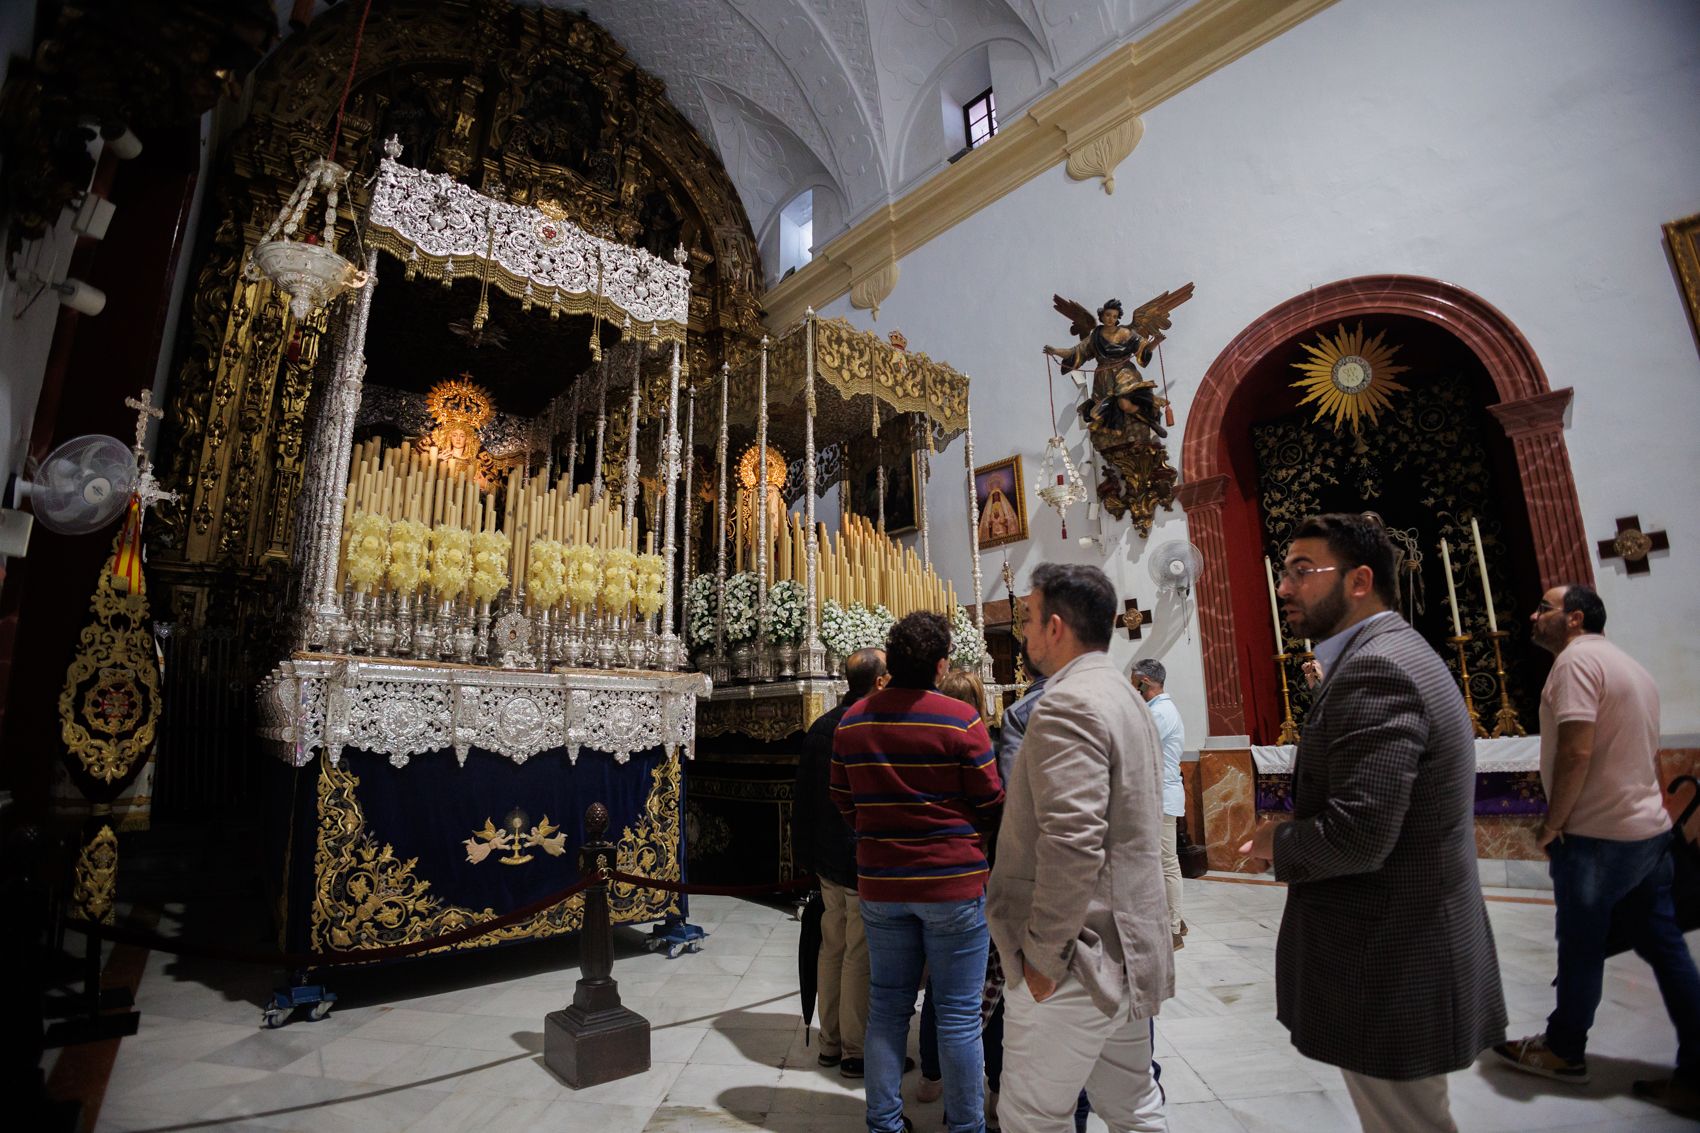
[1290, 323, 1409, 432]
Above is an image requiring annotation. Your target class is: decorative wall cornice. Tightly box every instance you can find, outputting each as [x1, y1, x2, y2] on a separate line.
[760, 0, 1337, 329]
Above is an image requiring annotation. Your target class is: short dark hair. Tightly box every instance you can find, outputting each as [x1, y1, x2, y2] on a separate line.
[1561, 584, 1607, 633]
[844, 648, 887, 700]
[1097, 298, 1123, 318]
[1030, 562, 1116, 650]
[1131, 658, 1166, 687]
[1291, 513, 1398, 608]
[886, 611, 950, 688]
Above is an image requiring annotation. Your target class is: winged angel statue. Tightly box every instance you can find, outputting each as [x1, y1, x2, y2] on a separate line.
[1044, 285, 1194, 440]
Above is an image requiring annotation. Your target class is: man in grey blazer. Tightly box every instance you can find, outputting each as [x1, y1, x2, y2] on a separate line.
[989, 562, 1171, 1132]
[1244, 513, 1506, 1133]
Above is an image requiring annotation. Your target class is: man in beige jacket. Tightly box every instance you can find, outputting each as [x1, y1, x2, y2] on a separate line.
[989, 562, 1173, 1133]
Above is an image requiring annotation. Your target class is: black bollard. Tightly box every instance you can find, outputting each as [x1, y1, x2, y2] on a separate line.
[543, 802, 651, 1087]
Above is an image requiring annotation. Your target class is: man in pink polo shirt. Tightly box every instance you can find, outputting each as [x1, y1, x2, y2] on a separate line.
[1494, 583, 1700, 1119]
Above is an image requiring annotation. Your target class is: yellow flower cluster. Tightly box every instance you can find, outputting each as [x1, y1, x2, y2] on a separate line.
[469, 531, 509, 604]
[526, 539, 568, 608]
[565, 544, 602, 609]
[429, 525, 473, 600]
[386, 519, 431, 594]
[633, 553, 665, 618]
[600, 547, 638, 616]
[345, 513, 390, 593]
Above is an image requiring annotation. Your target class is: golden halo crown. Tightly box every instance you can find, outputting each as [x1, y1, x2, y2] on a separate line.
[426, 375, 495, 431]
[737, 443, 788, 490]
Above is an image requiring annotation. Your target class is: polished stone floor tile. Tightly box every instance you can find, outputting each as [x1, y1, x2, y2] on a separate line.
[92, 879, 1694, 1132]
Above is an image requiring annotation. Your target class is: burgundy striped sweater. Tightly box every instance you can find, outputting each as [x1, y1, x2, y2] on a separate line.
[829, 686, 1003, 903]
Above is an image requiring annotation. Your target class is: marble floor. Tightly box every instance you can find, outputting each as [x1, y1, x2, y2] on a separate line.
[89, 876, 1697, 1132]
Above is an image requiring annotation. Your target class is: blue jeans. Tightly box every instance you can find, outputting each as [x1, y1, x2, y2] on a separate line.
[1546, 830, 1700, 1075]
[862, 896, 988, 1133]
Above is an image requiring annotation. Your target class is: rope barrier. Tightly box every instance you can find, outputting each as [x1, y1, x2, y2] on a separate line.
[61, 867, 818, 969]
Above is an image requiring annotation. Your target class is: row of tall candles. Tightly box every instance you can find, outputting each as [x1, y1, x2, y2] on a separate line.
[339, 439, 653, 607]
[744, 510, 958, 619]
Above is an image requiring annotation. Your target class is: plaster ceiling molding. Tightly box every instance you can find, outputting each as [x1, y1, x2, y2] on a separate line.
[748, 0, 889, 208]
[572, 1, 834, 172]
[1038, 0, 1118, 72]
[696, 78, 840, 240]
[802, 0, 886, 136]
[872, 1, 1047, 129]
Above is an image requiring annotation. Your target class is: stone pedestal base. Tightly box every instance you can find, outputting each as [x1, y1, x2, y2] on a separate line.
[543, 1004, 650, 1088]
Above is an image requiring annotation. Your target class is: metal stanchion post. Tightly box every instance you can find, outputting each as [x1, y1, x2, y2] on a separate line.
[543, 803, 651, 1088]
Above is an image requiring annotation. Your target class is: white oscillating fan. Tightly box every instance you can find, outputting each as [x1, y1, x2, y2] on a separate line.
[12, 434, 138, 535]
[1147, 540, 1203, 639]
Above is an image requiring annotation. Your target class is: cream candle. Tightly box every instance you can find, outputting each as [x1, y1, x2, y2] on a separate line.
[1469, 517, 1497, 632]
[1265, 556, 1286, 653]
[1440, 538, 1463, 637]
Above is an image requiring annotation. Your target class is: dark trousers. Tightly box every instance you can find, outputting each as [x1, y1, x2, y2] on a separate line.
[1546, 829, 1700, 1076]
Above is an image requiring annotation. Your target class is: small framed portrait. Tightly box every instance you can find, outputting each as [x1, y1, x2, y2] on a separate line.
[974, 456, 1027, 549]
[1666, 211, 1700, 355]
[848, 451, 920, 535]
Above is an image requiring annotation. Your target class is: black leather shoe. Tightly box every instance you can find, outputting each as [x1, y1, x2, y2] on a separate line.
[818, 1051, 842, 1068]
[841, 1056, 916, 1079]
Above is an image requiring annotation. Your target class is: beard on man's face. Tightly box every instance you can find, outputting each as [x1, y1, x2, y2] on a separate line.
[1285, 577, 1349, 642]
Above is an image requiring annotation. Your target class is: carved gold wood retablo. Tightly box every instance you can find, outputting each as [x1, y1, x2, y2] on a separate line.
[152, 0, 762, 632]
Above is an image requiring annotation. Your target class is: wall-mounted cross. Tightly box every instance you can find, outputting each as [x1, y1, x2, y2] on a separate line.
[1597, 515, 1669, 575]
[1121, 598, 1152, 639]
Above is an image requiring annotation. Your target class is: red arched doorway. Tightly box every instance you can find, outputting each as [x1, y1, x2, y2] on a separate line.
[1177, 274, 1592, 739]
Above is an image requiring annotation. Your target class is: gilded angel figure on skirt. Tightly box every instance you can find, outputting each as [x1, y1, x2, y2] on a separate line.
[1044, 284, 1194, 440]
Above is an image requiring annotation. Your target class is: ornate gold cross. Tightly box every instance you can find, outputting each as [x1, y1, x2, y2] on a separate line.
[1597, 515, 1669, 575]
[1121, 598, 1150, 639]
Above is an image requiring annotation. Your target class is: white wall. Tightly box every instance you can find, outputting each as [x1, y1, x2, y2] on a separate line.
[816, 0, 1700, 742]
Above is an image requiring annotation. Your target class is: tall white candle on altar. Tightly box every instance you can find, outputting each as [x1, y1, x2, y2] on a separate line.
[1469, 517, 1497, 632]
[1264, 556, 1286, 653]
[1440, 538, 1463, 637]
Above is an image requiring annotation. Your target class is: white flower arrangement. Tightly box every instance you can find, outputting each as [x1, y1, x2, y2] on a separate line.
[950, 603, 988, 670]
[685, 574, 718, 648]
[763, 579, 805, 643]
[386, 519, 431, 595]
[721, 571, 758, 644]
[601, 547, 638, 617]
[564, 544, 602, 610]
[633, 552, 665, 618]
[820, 598, 893, 656]
[344, 512, 389, 594]
[526, 540, 568, 608]
[428, 525, 473, 601]
[468, 531, 509, 604]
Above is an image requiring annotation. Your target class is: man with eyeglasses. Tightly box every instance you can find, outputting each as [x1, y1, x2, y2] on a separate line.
[1493, 584, 1700, 1118]
[1241, 513, 1505, 1133]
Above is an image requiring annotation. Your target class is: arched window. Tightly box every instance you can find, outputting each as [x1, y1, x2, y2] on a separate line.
[777, 190, 814, 277]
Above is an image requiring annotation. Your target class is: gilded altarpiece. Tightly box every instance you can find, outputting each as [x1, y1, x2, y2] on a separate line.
[147, 0, 763, 815]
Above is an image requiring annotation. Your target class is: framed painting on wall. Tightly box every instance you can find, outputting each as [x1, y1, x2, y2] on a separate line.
[1665, 211, 1700, 354]
[974, 456, 1027, 549]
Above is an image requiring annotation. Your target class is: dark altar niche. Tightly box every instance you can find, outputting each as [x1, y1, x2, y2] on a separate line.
[1251, 368, 1542, 741]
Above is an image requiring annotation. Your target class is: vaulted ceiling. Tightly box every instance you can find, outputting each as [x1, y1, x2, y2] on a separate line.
[564, 1, 1197, 262]
[268, 1, 1195, 280]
